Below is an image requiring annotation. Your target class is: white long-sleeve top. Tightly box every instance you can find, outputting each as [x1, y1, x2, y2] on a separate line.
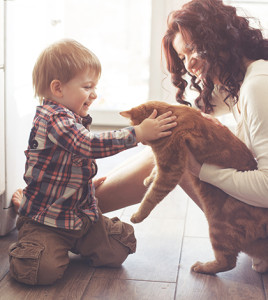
[199, 59, 268, 207]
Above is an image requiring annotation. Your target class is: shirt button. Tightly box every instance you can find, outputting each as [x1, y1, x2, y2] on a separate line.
[30, 139, 38, 149]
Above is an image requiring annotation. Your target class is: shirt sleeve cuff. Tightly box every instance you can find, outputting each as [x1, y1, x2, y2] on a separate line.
[125, 126, 137, 147]
[199, 163, 221, 183]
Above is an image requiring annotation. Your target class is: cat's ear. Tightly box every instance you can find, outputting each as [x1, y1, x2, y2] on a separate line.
[120, 110, 131, 119]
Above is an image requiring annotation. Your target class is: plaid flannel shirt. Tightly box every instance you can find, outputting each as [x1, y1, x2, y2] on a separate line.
[19, 99, 137, 230]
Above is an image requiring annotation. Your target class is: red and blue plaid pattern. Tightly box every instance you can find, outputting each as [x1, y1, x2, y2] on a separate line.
[20, 99, 137, 230]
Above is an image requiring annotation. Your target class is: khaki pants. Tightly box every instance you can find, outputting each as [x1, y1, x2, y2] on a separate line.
[9, 211, 136, 285]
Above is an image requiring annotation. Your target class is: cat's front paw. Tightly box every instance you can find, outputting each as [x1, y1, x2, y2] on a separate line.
[130, 213, 143, 223]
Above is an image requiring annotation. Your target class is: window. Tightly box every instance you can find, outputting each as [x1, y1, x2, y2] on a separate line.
[62, 0, 179, 125]
[62, 0, 152, 125]
[6, 0, 180, 126]
[224, 0, 268, 37]
[63, 1, 151, 109]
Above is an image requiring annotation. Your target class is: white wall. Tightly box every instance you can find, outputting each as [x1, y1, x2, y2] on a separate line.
[5, 0, 64, 198]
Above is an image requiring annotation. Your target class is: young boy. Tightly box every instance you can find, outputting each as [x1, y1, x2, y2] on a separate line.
[8, 39, 176, 285]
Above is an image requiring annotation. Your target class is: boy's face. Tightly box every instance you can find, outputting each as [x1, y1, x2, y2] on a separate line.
[60, 69, 99, 117]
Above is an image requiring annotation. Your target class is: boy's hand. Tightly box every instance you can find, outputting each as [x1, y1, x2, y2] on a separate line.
[134, 110, 177, 144]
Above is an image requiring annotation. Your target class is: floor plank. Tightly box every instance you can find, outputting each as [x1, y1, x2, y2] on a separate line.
[0, 254, 95, 300]
[0, 229, 17, 281]
[94, 216, 184, 282]
[82, 278, 176, 300]
[94, 188, 188, 282]
[184, 200, 209, 238]
[261, 273, 268, 299]
[176, 237, 266, 300]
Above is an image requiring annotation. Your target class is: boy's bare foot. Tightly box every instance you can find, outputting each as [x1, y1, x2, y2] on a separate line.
[11, 189, 23, 214]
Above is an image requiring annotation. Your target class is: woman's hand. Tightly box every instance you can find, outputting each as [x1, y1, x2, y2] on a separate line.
[135, 110, 177, 144]
[93, 177, 107, 189]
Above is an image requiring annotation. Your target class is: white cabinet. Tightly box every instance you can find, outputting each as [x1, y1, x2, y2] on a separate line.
[0, 0, 5, 195]
[0, 0, 64, 235]
[0, 70, 4, 196]
[0, 0, 16, 236]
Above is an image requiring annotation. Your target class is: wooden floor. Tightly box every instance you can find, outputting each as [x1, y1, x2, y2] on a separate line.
[1, 145, 268, 300]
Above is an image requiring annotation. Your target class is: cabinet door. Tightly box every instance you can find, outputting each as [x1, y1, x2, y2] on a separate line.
[0, 70, 4, 196]
[5, 0, 64, 199]
[0, 0, 3, 65]
[0, 0, 5, 195]
[1, 0, 64, 235]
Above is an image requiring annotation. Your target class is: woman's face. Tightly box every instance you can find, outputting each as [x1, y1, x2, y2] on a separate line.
[172, 31, 220, 84]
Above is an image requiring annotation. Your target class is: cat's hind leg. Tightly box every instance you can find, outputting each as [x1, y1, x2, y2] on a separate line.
[191, 250, 238, 274]
[191, 226, 239, 274]
[244, 238, 268, 273]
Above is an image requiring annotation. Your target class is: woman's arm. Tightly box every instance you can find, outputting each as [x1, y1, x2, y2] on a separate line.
[198, 75, 268, 207]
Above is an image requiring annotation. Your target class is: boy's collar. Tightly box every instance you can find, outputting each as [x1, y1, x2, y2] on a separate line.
[43, 98, 66, 109]
[81, 114, 92, 127]
[43, 98, 92, 126]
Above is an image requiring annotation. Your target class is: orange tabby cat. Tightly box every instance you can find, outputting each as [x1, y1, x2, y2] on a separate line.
[120, 100, 268, 275]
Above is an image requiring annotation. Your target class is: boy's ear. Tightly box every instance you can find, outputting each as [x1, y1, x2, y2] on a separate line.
[50, 80, 63, 97]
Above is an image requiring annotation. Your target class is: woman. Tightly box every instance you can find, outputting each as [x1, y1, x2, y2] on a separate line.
[161, 0, 268, 209]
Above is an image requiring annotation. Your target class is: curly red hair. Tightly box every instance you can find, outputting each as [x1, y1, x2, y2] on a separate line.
[162, 0, 268, 113]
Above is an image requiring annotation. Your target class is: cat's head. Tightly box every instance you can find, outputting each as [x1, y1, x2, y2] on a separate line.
[120, 101, 171, 125]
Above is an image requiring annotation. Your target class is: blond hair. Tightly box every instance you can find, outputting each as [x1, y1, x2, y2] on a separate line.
[32, 39, 101, 103]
